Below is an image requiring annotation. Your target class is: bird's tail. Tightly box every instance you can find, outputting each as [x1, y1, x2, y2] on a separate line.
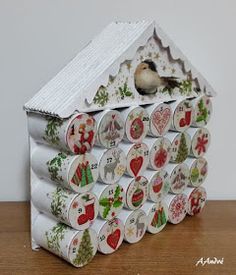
[162, 76, 180, 89]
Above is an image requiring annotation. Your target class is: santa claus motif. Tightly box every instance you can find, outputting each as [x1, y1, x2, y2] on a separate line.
[67, 115, 96, 155]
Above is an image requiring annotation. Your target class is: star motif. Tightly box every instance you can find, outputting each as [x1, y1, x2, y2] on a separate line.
[126, 227, 134, 237]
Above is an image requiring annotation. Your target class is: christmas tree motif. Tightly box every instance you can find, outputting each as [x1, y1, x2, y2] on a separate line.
[151, 207, 167, 228]
[73, 229, 93, 266]
[71, 162, 94, 187]
[175, 133, 189, 163]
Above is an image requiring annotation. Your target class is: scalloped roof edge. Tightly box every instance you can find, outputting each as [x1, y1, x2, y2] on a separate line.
[24, 21, 217, 118]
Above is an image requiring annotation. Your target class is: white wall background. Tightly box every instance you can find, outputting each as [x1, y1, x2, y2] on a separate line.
[0, 0, 235, 201]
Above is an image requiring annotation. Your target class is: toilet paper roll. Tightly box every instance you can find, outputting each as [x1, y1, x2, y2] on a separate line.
[168, 99, 193, 132]
[118, 208, 147, 244]
[183, 186, 207, 216]
[185, 157, 208, 187]
[28, 112, 96, 154]
[187, 128, 211, 158]
[144, 102, 172, 137]
[165, 163, 190, 194]
[119, 142, 149, 178]
[165, 131, 191, 163]
[191, 96, 213, 127]
[120, 106, 149, 143]
[93, 109, 125, 148]
[32, 180, 99, 231]
[92, 147, 126, 184]
[144, 136, 171, 170]
[91, 218, 124, 254]
[143, 169, 170, 202]
[141, 201, 168, 234]
[92, 182, 125, 220]
[119, 175, 149, 210]
[31, 145, 98, 193]
[32, 214, 98, 267]
[164, 193, 188, 224]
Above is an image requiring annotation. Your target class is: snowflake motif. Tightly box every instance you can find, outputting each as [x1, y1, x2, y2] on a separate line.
[195, 134, 208, 155]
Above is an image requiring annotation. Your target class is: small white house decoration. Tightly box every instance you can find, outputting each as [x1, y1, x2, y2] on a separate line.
[24, 21, 216, 267]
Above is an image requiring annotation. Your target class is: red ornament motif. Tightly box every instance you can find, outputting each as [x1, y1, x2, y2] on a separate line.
[130, 118, 144, 140]
[195, 134, 208, 155]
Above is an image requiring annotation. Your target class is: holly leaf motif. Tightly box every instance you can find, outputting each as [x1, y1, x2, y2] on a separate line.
[114, 186, 121, 199]
[113, 200, 122, 208]
[102, 206, 111, 218]
[99, 197, 110, 207]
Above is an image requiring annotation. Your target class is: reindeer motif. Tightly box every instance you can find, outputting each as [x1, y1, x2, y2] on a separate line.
[103, 150, 121, 180]
[135, 212, 145, 237]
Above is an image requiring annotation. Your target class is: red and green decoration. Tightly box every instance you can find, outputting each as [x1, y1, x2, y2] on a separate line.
[151, 207, 167, 228]
[71, 161, 94, 187]
[132, 178, 145, 208]
[47, 152, 67, 182]
[175, 133, 189, 163]
[196, 99, 208, 124]
[73, 229, 94, 266]
[77, 194, 95, 225]
[99, 186, 123, 219]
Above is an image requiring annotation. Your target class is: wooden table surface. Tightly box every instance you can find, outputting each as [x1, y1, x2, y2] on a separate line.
[0, 201, 235, 275]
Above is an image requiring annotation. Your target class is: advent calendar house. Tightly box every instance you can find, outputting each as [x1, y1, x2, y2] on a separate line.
[24, 21, 216, 267]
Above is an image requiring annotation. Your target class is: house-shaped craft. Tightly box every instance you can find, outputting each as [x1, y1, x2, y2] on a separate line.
[24, 21, 216, 267]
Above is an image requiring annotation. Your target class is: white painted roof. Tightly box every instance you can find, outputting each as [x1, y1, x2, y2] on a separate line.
[24, 21, 216, 118]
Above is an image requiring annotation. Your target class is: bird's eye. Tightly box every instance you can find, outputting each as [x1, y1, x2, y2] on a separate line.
[143, 67, 147, 70]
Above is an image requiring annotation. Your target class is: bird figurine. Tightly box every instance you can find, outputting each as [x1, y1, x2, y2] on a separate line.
[134, 59, 180, 95]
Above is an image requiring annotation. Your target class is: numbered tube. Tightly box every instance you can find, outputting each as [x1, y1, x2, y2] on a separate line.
[165, 163, 190, 194]
[165, 131, 191, 163]
[93, 109, 125, 148]
[144, 102, 172, 137]
[119, 142, 149, 178]
[185, 157, 208, 187]
[118, 208, 147, 244]
[183, 186, 207, 216]
[92, 147, 126, 184]
[143, 169, 170, 202]
[120, 106, 149, 143]
[32, 214, 98, 267]
[141, 201, 168, 234]
[164, 193, 188, 224]
[32, 180, 99, 230]
[92, 183, 125, 220]
[144, 136, 171, 170]
[168, 99, 194, 132]
[191, 96, 212, 127]
[187, 128, 211, 158]
[27, 112, 96, 154]
[119, 175, 149, 210]
[91, 218, 124, 254]
[31, 145, 99, 193]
